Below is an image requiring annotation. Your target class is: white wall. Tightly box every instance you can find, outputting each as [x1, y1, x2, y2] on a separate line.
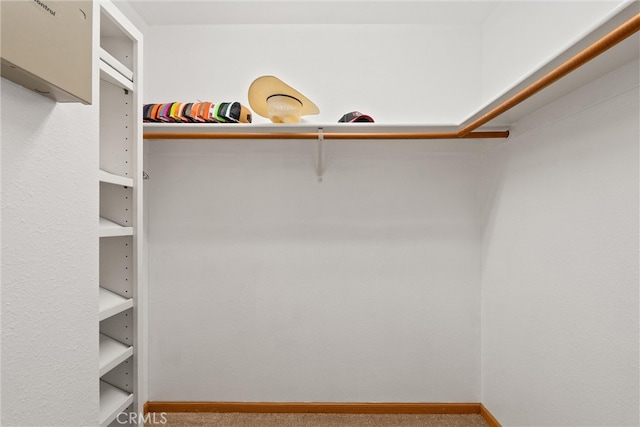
[145, 138, 492, 401]
[137, 1, 640, 416]
[1, 79, 99, 425]
[480, 0, 627, 106]
[114, 0, 150, 37]
[144, 23, 488, 401]
[144, 23, 482, 124]
[480, 60, 639, 426]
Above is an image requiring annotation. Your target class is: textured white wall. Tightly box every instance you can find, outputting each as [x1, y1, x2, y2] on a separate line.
[480, 0, 627, 106]
[480, 60, 639, 426]
[146, 139, 489, 401]
[144, 23, 482, 124]
[1, 79, 99, 425]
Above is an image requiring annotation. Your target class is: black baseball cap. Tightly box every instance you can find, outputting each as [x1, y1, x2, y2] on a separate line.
[338, 111, 374, 123]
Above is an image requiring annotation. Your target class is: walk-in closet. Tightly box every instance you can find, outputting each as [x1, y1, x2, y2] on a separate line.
[2, 1, 638, 426]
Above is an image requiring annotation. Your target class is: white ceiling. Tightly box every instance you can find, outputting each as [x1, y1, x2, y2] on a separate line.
[123, 1, 502, 25]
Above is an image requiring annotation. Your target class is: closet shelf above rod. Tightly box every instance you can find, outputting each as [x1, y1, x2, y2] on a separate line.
[143, 129, 509, 140]
[142, 7, 638, 142]
[458, 10, 640, 136]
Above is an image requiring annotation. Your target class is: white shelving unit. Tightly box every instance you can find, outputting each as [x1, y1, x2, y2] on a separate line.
[100, 217, 134, 237]
[100, 169, 134, 187]
[99, 287, 134, 321]
[99, 381, 134, 426]
[100, 334, 134, 377]
[99, 60, 134, 93]
[97, 1, 143, 425]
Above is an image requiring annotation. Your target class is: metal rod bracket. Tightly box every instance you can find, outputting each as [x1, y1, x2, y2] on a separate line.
[317, 128, 324, 182]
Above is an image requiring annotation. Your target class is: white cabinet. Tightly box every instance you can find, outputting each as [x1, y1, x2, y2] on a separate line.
[97, 1, 143, 425]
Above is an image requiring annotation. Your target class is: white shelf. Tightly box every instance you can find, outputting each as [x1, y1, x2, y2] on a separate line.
[99, 287, 133, 321]
[99, 47, 134, 82]
[99, 334, 133, 377]
[99, 60, 134, 92]
[100, 217, 133, 237]
[99, 380, 134, 427]
[460, 1, 639, 129]
[99, 169, 134, 187]
[143, 122, 463, 135]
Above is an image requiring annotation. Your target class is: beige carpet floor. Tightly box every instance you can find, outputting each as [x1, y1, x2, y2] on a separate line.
[146, 412, 489, 426]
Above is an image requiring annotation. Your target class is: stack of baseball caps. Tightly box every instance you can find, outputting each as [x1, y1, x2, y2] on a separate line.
[143, 101, 252, 123]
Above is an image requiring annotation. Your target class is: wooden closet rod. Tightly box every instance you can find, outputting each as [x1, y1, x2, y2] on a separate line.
[144, 130, 509, 140]
[457, 11, 640, 137]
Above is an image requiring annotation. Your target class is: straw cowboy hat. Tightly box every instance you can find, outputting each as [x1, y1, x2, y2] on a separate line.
[248, 75, 319, 121]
